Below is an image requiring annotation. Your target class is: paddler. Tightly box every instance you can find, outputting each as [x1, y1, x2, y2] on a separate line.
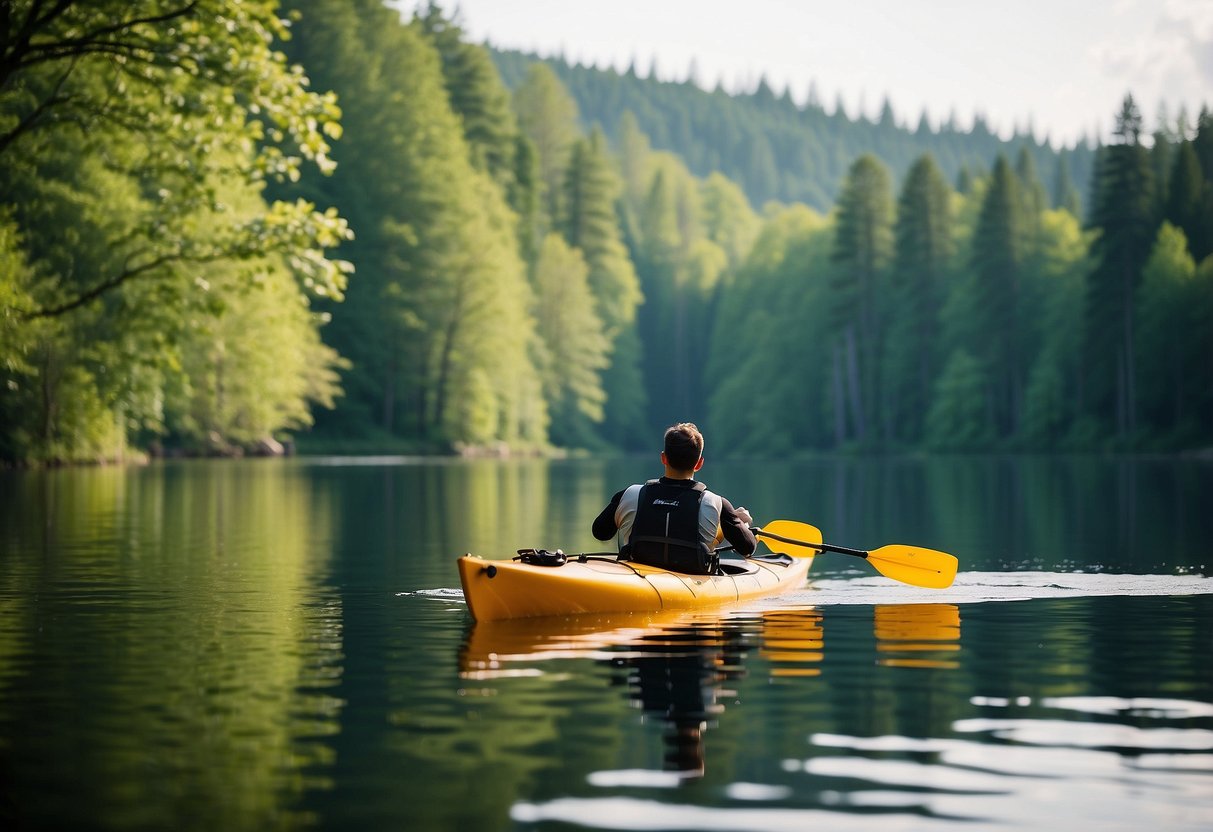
[591, 422, 757, 574]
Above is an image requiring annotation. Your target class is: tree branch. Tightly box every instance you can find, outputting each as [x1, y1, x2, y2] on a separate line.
[2, 1, 200, 86]
[0, 55, 76, 155]
[25, 242, 247, 320]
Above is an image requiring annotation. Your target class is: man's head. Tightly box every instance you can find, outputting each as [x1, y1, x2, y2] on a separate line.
[662, 422, 704, 475]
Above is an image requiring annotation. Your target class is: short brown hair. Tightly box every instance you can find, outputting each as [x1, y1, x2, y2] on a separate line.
[663, 422, 704, 471]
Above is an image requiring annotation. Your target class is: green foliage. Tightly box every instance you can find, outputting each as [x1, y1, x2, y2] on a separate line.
[970, 155, 1025, 435]
[1020, 209, 1090, 446]
[1134, 223, 1201, 442]
[707, 205, 832, 453]
[1165, 141, 1212, 262]
[1085, 95, 1158, 439]
[531, 234, 610, 447]
[830, 154, 894, 444]
[513, 63, 582, 229]
[4, 6, 1209, 461]
[0, 1, 351, 463]
[415, 4, 521, 191]
[278, 0, 545, 449]
[489, 48, 1097, 215]
[925, 350, 992, 450]
[885, 154, 952, 442]
[559, 129, 642, 334]
[700, 173, 761, 268]
[1052, 151, 1083, 218]
[0, 212, 37, 381]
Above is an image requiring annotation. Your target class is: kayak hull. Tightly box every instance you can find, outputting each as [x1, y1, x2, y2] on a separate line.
[457, 546, 815, 622]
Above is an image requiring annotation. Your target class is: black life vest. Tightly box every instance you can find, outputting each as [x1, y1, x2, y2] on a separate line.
[622, 479, 717, 575]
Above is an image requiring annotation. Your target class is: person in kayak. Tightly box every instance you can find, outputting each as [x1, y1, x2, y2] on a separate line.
[592, 422, 757, 574]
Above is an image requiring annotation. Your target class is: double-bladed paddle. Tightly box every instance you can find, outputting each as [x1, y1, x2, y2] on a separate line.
[754, 519, 958, 589]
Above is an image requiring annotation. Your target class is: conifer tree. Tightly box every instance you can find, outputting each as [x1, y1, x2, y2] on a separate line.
[1164, 140, 1213, 263]
[414, 4, 520, 193]
[513, 64, 581, 230]
[634, 168, 686, 429]
[1052, 152, 1082, 217]
[830, 154, 894, 444]
[1015, 146, 1048, 242]
[1085, 95, 1157, 438]
[557, 128, 647, 445]
[887, 153, 953, 443]
[971, 154, 1025, 436]
[559, 129, 642, 334]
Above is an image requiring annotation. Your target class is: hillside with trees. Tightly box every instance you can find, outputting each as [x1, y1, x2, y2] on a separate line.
[2, 1, 1210, 464]
[489, 48, 1098, 218]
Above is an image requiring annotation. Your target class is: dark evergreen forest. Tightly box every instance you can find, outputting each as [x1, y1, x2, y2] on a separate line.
[2, 1, 1211, 464]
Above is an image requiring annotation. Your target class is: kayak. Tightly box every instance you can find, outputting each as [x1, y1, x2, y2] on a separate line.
[457, 553, 812, 621]
[456, 532, 817, 622]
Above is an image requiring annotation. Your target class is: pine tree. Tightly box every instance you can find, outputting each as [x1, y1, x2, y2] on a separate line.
[511, 133, 542, 266]
[1015, 146, 1047, 242]
[559, 129, 642, 334]
[887, 153, 952, 443]
[830, 154, 894, 444]
[414, 4, 520, 193]
[971, 154, 1025, 437]
[1084, 95, 1157, 439]
[1052, 152, 1082, 217]
[513, 64, 581, 230]
[557, 128, 647, 445]
[634, 168, 686, 430]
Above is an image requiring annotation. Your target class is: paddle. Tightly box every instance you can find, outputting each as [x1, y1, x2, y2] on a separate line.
[754, 519, 958, 589]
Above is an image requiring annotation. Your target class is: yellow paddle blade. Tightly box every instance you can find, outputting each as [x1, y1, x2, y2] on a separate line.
[757, 519, 960, 589]
[867, 545, 959, 589]
[758, 519, 822, 557]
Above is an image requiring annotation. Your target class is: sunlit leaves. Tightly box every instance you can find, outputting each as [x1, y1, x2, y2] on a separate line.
[532, 234, 609, 444]
[0, 1, 353, 461]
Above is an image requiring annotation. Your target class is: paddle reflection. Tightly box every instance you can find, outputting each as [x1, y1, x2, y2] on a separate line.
[875, 604, 962, 669]
[459, 604, 961, 776]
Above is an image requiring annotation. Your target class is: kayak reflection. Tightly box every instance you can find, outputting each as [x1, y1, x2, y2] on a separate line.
[459, 603, 961, 776]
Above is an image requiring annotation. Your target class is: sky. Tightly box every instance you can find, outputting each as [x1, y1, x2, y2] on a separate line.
[406, 0, 1213, 147]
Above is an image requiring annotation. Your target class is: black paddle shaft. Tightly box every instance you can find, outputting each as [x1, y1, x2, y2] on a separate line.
[753, 527, 870, 560]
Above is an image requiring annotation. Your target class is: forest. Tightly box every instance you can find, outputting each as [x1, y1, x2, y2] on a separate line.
[1, 0, 1211, 464]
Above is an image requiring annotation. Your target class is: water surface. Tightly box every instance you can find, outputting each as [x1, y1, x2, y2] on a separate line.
[1, 456, 1210, 830]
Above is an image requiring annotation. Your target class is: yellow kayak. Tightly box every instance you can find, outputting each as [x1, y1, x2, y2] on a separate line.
[456, 538, 816, 623]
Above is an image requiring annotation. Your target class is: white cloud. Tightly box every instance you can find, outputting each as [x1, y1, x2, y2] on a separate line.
[1160, 0, 1213, 85]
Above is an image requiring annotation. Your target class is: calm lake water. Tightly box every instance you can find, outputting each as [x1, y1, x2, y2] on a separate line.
[1, 455, 1211, 831]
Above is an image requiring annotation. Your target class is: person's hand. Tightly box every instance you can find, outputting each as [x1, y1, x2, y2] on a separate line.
[734, 505, 753, 526]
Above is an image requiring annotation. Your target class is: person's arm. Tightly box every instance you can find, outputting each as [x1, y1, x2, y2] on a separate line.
[718, 498, 757, 556]
[592, 490, 625, 540]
